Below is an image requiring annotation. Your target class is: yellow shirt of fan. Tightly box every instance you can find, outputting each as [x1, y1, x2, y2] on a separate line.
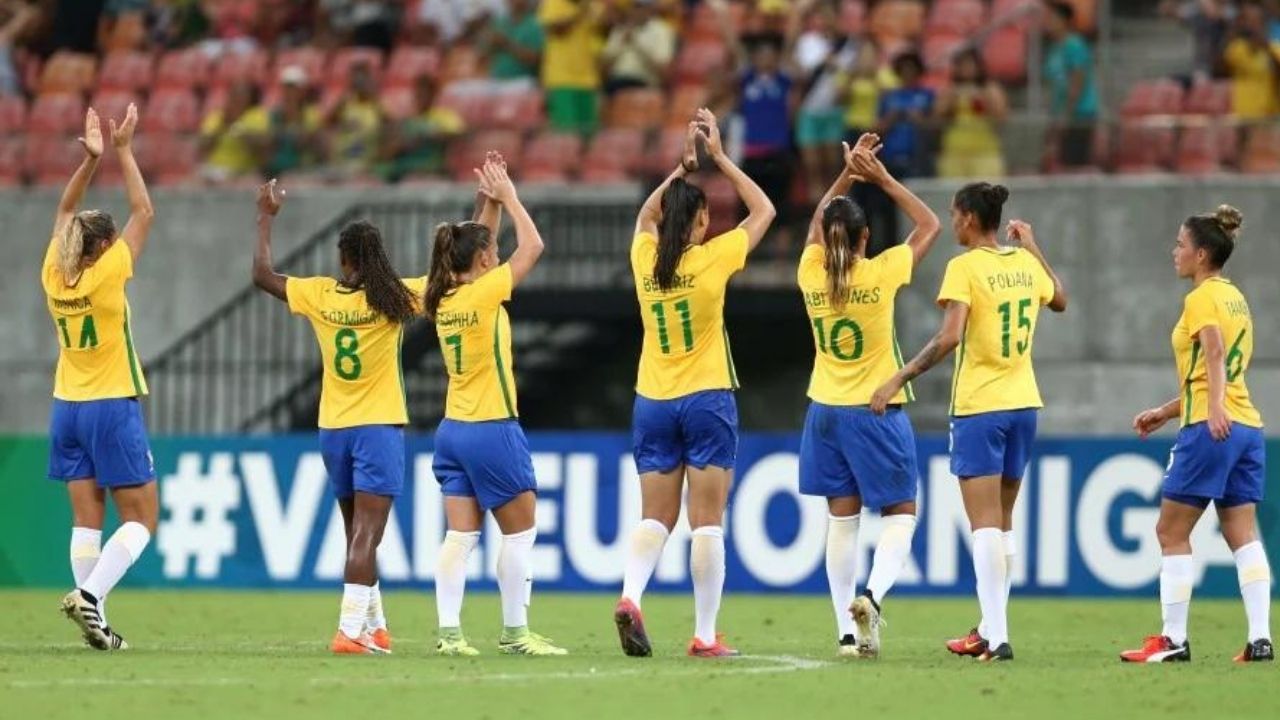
[936, 247, 1055, 416]
[43, 238, 148, 400]
[799, 244, 914, 406]
[287, 276, 426, 429]
[631, 228, 747, 400]
[434, 264, 519, 422]
[1172, 278, 1262, 428]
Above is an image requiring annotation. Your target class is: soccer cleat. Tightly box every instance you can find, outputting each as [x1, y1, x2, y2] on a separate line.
[61, 589, 117, 651]
[369, 627, 392, 653]
[1234, 639, 1274, 663]
[837, 634, 862, 658]
[437, 631, 480, 657]
[977, 642, 1014, 662]
[850, 591, 883, 658]
[330, 631, 387, 655]
[614, 597, 652, 657]
[687, 634, 740, 658]
[499, 628, 568, 656]
[1119, 635, 1190, 663]
[946, 627, 988, 657]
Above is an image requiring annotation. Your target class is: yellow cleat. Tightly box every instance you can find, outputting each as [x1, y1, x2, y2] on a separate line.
[499, 628, 568, 656]
[437, 633, 480, 656]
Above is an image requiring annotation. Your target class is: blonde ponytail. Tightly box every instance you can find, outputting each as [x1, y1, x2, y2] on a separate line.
[58, 215, 85, 286]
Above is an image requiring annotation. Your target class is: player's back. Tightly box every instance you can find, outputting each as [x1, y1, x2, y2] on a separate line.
[434, 264, 518, 422]
[1174, 277, 1262, 428]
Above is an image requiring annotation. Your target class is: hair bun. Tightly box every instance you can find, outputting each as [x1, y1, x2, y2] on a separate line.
[1214, 204, 1243, 238]
[989, 184, 1010, 206]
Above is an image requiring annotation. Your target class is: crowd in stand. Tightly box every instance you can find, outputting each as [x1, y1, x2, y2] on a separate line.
[1163, 0, 1280, 119]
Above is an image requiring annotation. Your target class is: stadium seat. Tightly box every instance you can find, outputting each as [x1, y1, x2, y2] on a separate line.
[983, 26, 1028, 83]
[1238, 125, 1280, 174]
[695, 174, 740, 237]
[581, 129, 646, 183]
[23, 135, 84, 186]
[488, 89, 545, 132]
[666, 84, 709, 129]
[145, 88, 201, 133]
[137, 133, 199, 186]
[0, 136, 23, 186]
[644, 127, 691, 176]
[441, 45, 484, 84]
[1174, 123, 1225, 175]
[927, 0, 986, 35]
[0, 95, 27, 134]
[385, 46, 442, 88]
[272, 48, 328, 88]
[869, 0, 926, 45]
[103, 11, 147, 52]
[330, 47, 386, 90]
[98, 51, 155, 93]
[672, 42, 729, 85]
[39, 52, 97, 95]
[211, 49, 269, 89]
[1182, 81, 1231, 116]
[606, 88, 665, 132]
[28, 93, 86, 136]
[522, 133, 584, 183]
[90, 91, 139, 126]
[1113, 121, 1175, 174]
[437, 88, 485, 127]
[446, 130, 524, 182]
[923, 32, 967, 71]
[1120, 80, 1183, 118]
[992, 0, 1038, 29]
[379, 86, 417, 121]
[155, 48, 212, 90]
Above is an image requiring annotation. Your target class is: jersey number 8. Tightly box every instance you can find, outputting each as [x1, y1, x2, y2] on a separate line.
[334, 328, 362, 380]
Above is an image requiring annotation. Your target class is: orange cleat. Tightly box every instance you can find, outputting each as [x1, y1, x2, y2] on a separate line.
[330, 631, 385, 655]
[946, 627, 988, 657]
[1119, 635, 1190, 663]
[687, 634, 740, 658]
[614, 598, 652, 657]
[370, 628, 392, 653]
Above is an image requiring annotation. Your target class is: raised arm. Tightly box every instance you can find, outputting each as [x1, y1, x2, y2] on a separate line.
[850, 142, 941, 265]
[110, 104, 155, 260]
[473, 150, 505, 238]
[697, 108, 776, 250]
[805, 135, 877, 246]
[1199, 324, 1231, 441]
[478, 160, 543, 287]
[53, 108, 104, 237]
[636, 121, 698, 237]
[1007, 220, 1068, 312]
[870, 301, 969, 414]
[252, 179, 288, 302]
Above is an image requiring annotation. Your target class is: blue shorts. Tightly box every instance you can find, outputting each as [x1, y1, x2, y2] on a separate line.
[433, 418, 537, 511]
[949, 408, 1038, 480]
[799, 403, 919, 510]
[318, 425, 405, 499]
[48, 398, 154, 487]
[1162, 422, 1266, 509]
[632, 390, 738, 475]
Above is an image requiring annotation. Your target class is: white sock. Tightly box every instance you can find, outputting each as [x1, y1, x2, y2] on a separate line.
[497, 528, 536, 629]
[80, 522, 150, 602]
[1160, 554, 1194, 645]
[972, 528, 1008, 646]
[622, 518, 670, 608]
[865, 514, 917, 607]
[71, 527, 104, 622]
[690, 526, 726, 645]
[980, 530, 1017, 639]
[339, 583, 372, 639]
[366, 582, 387, 631]
[1234, 541, 1272, 642]
[825, 514, 860, 639]
[436, 530, 480, 629]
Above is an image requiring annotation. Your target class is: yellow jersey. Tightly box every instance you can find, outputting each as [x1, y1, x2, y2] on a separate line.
[286, 276, 426, 429]
[631, 228, 747, 400]
[200, 106, 271, 174]
[1172, 278, 1262, 428]
[936, 247, 1055, 416]
[799, 244, 914, 406]
[42, 238, 148, 401]
[434, 264, 519, 422]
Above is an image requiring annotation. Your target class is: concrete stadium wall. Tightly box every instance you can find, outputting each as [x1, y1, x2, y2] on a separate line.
[2, 176, 1278, 436]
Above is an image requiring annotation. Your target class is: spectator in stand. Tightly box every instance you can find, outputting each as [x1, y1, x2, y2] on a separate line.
[1043, 1, 1099, 169]
[266, 66, 323, 179]
[318, 0, 396, 51]
[936, 48, 1007, 179]
[877, 51, 933, 179]
[838, 41, 892, 143]
[44, 0, 106, 54]
[417, 0, 507, 45]
[325, 60, 383, 177]
[600, 0, 676, 96]
[792, 0, 856, 204]
[197, 0, 258, 57]
[100, 0, 150, 50]
[377, 74, 466, 182]
[1220, 1, 1280, 120]
[199, 80, 270, 183]
[1159, 1, 1237, 82]
[479, 0, 544, 89]
[0, 1, 37, 95]
[538, 0, 605, 136]
[1265, 0, 1280, 42]
[150, 0, 214, 49]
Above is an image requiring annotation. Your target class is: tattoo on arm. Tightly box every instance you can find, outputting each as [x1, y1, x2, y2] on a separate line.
[901, 338, 944, 382]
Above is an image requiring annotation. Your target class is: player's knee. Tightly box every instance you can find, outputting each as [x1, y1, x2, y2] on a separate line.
[1155, 519, 1189, 551]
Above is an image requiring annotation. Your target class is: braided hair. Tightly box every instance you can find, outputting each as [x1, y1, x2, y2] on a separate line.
[337, 220, 417, 323]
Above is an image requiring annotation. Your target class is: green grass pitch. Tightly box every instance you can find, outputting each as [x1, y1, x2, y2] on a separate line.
[1, 591, 1276, 719]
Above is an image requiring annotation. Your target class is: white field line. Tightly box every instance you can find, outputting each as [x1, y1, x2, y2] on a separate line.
[3, 654, 831, 689]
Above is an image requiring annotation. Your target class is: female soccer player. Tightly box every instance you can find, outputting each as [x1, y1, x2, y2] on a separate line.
[253, 179, 420, 655]
[614, 109, 775, 658]
[798, 134, 941, 658]
[49, 105, 155, 651]
[870, 183, 1068, 663]
[425, 158, 566, 656]
[1120, 206, 1272, 664]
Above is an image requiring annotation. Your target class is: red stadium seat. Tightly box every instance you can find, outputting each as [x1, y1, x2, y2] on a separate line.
[1120, 80, 1183, 118]
[145, 88, 201, 133]
[983, 26, 1028, 83]
[695, 174, 740, 237]
[211, 49, 268, 89]
[89, 91, 139, 127]
[672, 42, 729, 85]
[271, 47, 327, 89]
[155, 48, 212, 90]
[581, 129, 645, 183]
[0, 136, 23, 186]
[606, 88, 665, 132]
[385, 46, 442, 88]
[869, 0, 926, 45]
[39, 52, 97, 95]
[1238, 125, 1280, 174]
[644, 127, 692, 175]
[330, 47, 386, 90]
[522, 133, 583, 183]
[24, 135, 84, 186]
[379, 86, 417, 121]
[1174, 123, 1224, 175]
[927, 0, 986, 35]
[1182, 81, 1231, 116]
[992, 0, 1039, 29]
[28, 93, 86, 136]
[446, 130, 524, 182]
[923, 32, 967, 71]
[666, 84, 708, 129]
[441, 45, 484, 84]
[488, 89, 545, 132]
[0, 95, 27, 134]
[1113, 121, 1175, 174]
[135, 133, 199, 185]
[98, 51, 155, 93]
[437, 88, 485, 126]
